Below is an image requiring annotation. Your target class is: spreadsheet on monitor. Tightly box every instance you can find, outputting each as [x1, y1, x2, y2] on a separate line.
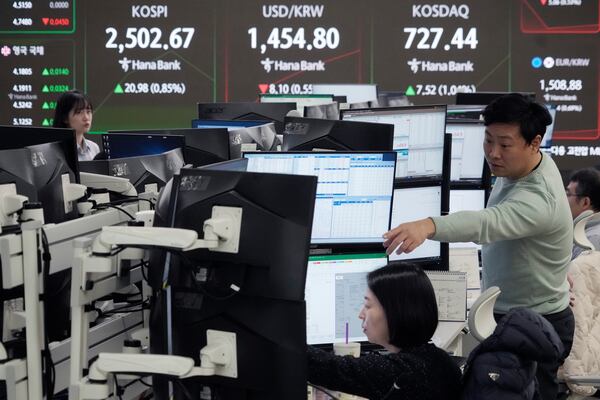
[305, 253, 389, 345]
[389, 186, 442, 261]
[342, 107, 446, 179]
[446, 122, 485, 181]
[244, 152, 396, 244]
[449, 189, 486, 249]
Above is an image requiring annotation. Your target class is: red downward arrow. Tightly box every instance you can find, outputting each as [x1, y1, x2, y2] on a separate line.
[540, 0, 548, 5]
[258, 84, 269, 94]
[42, 18, 49, 25]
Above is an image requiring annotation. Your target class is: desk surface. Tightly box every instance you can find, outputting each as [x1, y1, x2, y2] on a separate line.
[431, 321, 466, 351]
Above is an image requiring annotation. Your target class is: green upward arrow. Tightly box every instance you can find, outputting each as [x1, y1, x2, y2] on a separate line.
[405, 85, 416, 96]
[42, 85, 49, 93]
[42, 119, 50, 126]
[114, 84, 124, 94]
[42, 68, 49, 76]
[42, 102, 49, 109]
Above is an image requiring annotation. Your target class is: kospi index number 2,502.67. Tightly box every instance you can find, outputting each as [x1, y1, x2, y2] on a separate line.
[105, 27, 195, 54]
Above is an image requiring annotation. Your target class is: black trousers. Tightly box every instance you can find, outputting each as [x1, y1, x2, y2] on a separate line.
[495, 306, 575, 400]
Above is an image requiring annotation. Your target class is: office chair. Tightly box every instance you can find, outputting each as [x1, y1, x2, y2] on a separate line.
[560, 212, 600, 398]
[467, 286, 501, 342]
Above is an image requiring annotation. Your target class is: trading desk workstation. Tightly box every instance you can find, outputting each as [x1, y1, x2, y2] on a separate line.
[0, 93, 493, 400]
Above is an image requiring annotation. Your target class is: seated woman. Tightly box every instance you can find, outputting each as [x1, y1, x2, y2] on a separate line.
[307, 263, 462, 400]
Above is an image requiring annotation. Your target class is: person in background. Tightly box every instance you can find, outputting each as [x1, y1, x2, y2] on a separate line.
[53, 90, 99, 161]
[307, 263, 461, 400]
[383, 93, 574, 400]
[566, 168, 600, 259]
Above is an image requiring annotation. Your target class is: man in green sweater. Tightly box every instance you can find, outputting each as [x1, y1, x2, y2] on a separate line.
[383, 93, 574, 400]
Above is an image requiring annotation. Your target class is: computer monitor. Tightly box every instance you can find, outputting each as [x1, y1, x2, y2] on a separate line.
[109, 128, 230, 167]
[259, 94, 335, 116]
[446, 105, 484, 121]
[197, 102, 297, 134]
[449, 189, 486, 249]
[79, 148, 185, 192]
[282, 117, 393, 152]
[243, 152, 396, 248]
[148, 168, 318, 400]
[228, 123, 280, 158]
[341, 105, 447, 182]
[446, 120, 486, 184]
[389, 184, 443, 264]
[311, 84, 378, 104]
[455, 91, 536, 106]
[305, 253, 389, 345]
[303, 102, 340, 120]
[191, 119, 271, 130]
[0, 126, 79, 178]
[102, 133, 185, 159]
[0, 126, 79, 224]
[542, 104, 557, 148]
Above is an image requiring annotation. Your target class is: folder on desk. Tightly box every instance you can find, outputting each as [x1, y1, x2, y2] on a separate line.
[425, 271, 467, 322]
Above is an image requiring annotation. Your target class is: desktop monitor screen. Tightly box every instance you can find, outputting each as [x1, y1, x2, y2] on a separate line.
[0, 126, 79, 224]
[109, 128, 230, 167]
[197, 102, 296, 133]
[389, 185, 442, 263]
[311, 84, 378, 104]
[149, 169, 317, 400]
[305, 253, 389, 345]
[243, 152, 396, 247]
[542, 104, 557, 148]
[446, 120, 486, 183]
[341, 105, 447, 181]
[455, 91, 536, 106]
[449, 189, 486, 249]
[282, 117, 393, 152]
[259, 94, 335, 115]
[102, 133, 185, 159]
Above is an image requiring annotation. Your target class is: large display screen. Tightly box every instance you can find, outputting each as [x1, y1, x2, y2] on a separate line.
[1, 0, 598, 171]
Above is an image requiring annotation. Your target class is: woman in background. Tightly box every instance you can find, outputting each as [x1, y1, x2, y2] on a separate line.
[53, 90, 99, 161]
[307, 263, 461, 400]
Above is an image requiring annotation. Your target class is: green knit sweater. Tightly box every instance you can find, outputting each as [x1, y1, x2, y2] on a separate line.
[432, 153, 572, 314]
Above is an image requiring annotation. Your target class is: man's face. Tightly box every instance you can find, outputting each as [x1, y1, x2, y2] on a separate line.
[483, 123, 541, 179]
[566, 181, 588, 219]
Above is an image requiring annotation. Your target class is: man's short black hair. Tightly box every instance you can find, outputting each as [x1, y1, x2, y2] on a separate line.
[482, 93, 552, 145]
[570, 168, 600, 212]
[367, 263, 438, 348]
